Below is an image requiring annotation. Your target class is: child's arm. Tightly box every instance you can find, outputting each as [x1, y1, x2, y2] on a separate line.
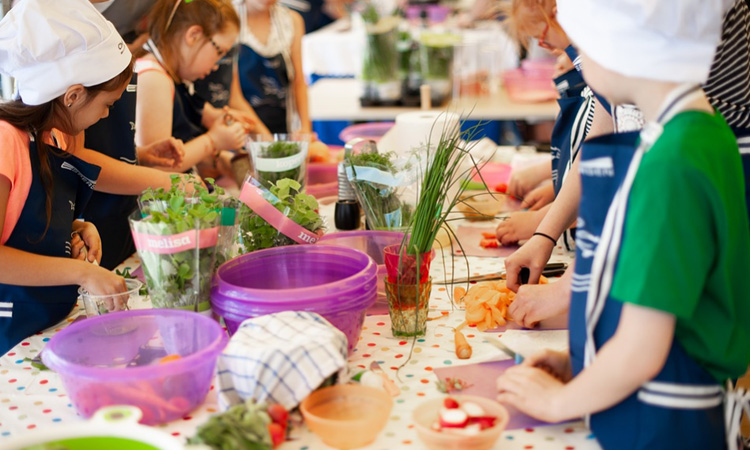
[135, 68, 243, 172]
[289, 10, 312, 134]
[497, 302, 674, 422]
[0, 176, 125, 295]
[74, 146, 193, 195]
[508, 162, 552, 199]
[505, 101, 613, 291]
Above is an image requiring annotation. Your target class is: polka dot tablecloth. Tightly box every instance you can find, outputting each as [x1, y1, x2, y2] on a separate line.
[0, 239, 601, 450]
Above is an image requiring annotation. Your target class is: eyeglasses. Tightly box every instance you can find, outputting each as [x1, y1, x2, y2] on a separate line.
[207, 36, 229, 58]
[538, 22, 553, 50]
[536, 4, 555, 51]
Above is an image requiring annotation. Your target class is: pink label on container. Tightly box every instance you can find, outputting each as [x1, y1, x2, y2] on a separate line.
[132, 227, 219, 254]
[239, 182, 319, 245]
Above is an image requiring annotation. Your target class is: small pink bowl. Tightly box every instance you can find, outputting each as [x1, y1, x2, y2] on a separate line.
[413, 395, 510, 450]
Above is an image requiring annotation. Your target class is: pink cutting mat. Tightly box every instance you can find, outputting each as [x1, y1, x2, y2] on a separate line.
[452, 225, 519, 257]
[434, 359, 571, 430]
[470, 162, 512, 188]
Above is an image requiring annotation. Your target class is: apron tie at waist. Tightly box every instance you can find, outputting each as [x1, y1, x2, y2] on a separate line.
[725, 379, 750, 450]
[638, 381, 723, 409]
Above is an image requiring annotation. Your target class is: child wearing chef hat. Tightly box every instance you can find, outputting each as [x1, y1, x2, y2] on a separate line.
[0, 0, 137, 353]
[496, 1, 750, 449]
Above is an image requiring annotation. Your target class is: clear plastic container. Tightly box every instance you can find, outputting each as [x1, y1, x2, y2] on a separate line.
[248, 133, 312, 190]
[42, 310, 228, 425]
[211, 245, 376, 354]
[79, 278, 144, 317]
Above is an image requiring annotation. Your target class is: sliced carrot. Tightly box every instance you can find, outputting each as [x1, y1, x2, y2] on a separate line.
[453, 286, 466, 303]
[159, 354, 182, 364]
[481, 232, 496, 239]
[479, 238, 499, 248]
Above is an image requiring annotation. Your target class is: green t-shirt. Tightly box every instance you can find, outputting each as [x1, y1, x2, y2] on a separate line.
[610, 111, 750, 382]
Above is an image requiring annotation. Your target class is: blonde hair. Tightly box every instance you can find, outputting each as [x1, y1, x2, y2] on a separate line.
[499, 0, 561, 49]
[147, 0, 240, 81]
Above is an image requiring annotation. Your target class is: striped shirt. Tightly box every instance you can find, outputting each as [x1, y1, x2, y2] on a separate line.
[704, 0, 750, 130]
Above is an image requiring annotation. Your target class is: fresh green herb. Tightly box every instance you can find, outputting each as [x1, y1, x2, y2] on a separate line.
[253, 141, 305, 189]
[346, 150, 414, 231]
[131, 175, 223, 311]
[114, 267, 148, 296]
[436, 376, 473, 393]
[24, 357, 49, 371]
[419, 34, 458, 80]
[187, 399, 273, 450]
[361, 6, 399, 84]
[237, 179, 324, 253]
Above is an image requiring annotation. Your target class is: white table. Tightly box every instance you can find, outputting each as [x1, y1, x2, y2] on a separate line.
[0, 221, 599, 450]
[309, 78, 560, 122]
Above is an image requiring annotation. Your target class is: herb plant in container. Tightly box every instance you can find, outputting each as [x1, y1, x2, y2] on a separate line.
[129, 175, 223, 315]
[384, 118, 484, 337]
[248, 134, 312, 190]
[360, 4, 401, 104]
[229, 177, 324, 255]
[344, 139, 420, 232]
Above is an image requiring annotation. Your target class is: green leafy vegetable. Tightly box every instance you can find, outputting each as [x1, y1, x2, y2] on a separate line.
[131, 175, 223, 311]
[236, 179, 324, 253]
[114, 267, 148, 296]
[252, 141, 305, 188]
[187, 400, 273, 450]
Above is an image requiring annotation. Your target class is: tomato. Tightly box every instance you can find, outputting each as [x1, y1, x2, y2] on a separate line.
[494, 182, 508, 193]
[267, 403, 289, 426]
[268, 422, 285, 448]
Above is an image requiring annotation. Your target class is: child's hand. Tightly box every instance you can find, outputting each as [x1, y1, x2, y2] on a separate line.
[504, 233, 557, 292]
[207, 120, 247, 152]
[80, 266, 127, 298]
[520, 182, 555, 211]
[495, 210, 544, 245]
[508, 283, 569, 328]
[522, 349, 572, 382]
[70, 221, 102, 264]
[496, 364, 566, 422]
[508, 162, 551, 199]
[138, 137, 185, 168]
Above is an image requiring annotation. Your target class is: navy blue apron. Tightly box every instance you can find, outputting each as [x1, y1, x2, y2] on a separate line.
[570, 130, 725, 448]
[83, 75, 138, 270]
[237, 43, 289, 134]
[0, 135, 101, 354]
[193, 46, 237, 109]
[550, 67, 591, 196]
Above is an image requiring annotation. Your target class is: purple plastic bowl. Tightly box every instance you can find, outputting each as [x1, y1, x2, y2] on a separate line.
[211, 245, 377, 354]
[42, 310, 228, 425]
[316, 231, 405, 315]
[338, 122, 395, 144]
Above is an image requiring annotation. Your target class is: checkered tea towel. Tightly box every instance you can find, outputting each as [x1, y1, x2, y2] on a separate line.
[216, 311, 349, 411]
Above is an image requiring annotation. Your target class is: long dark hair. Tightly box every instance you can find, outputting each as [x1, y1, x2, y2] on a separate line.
[145, 0, 240, 82]
[0, 58, 135, 239]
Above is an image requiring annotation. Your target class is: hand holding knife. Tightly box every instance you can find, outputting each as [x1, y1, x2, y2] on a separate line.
[434, 262, 567, 285]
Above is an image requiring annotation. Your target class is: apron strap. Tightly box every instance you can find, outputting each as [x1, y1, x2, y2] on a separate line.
[725, 379, 750, 450]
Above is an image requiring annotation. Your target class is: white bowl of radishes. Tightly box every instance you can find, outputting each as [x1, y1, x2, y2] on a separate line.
[412, 395, 509, 450]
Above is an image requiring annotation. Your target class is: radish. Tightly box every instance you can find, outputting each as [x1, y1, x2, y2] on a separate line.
[439, 408, 469, 428]
[460, 401, 485, 417]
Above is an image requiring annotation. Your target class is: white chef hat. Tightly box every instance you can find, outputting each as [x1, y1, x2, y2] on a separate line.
[0, 0, 132, 105]
[558, 0, 731, 84]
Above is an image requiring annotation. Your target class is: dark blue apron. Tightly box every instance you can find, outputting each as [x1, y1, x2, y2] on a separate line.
[0, 135, 101, 354]
[550, 67, 591, 196]
[237, 43, 289, 134]
[570, 130, 726, 450]
[173, 81, 207, 143]
[193, 46, 237, 109]
[83, 75, 138, 270]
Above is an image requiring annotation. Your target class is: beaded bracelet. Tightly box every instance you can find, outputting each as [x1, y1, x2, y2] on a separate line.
[532, 231, 557, 245]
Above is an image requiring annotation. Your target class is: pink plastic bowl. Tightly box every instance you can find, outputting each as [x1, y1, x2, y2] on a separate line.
[211, 245, 377, 354]
[503, 68, 557, 103]
[42, 310, 228, 425]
